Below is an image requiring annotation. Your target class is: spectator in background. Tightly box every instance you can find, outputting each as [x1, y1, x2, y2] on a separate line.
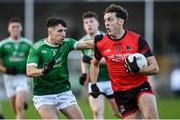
[170, 65, 180, 98]
[0, 17, 31, 119]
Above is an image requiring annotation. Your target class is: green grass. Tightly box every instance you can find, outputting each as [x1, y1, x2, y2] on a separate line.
[1, 97, 180, 119]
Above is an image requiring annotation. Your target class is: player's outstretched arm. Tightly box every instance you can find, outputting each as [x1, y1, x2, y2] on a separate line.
[139, 56, 159, 75]
[90, 57, 101, 98]
[90, 57, 100, 84]
[75, 40, 94, 50]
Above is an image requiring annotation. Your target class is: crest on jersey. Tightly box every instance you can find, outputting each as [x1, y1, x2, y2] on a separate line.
[119, 105, 125, 114]
[126, 45, 132, 51]
[115, 45, 121, 52]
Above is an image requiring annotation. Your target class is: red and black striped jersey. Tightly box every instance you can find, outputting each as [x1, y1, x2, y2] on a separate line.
[95, 30, 152, 91]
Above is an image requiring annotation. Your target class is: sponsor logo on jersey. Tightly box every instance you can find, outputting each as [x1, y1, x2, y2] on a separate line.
[107, 53, 130, 62]
[5, 44, 11, 49]
[104, 48, 111, 53]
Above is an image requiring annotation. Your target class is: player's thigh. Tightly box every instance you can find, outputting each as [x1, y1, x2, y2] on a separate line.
[107, 98, 121, 116]
[123, 110, 142, 119]
[38, 105, 58, 119]
[3, 75, 16, 97]
[89, 94, 105, 112]
[138, 93, 159, 119]
[60, 104, 84, 119]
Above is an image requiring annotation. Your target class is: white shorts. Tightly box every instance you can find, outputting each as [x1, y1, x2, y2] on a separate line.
[88, 81, 114, 96]
[3, 74, 29, 97]
[33, 90, 78, 111]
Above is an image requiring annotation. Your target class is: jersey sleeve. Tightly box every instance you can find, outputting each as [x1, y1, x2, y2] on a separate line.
[26, 46, 39, 67]
[138, 36, 153, 58]
[94, 44, 102, 60]
[65, 38, 77, 51]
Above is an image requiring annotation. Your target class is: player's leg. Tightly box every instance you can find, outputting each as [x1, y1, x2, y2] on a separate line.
[103, 81, 121, 118]
[38, 105, 58, 119]
[89, 94, 104, 119]
[88, 82, 105, 119]
[14, 75, 29, 119]
[9, 96, 16, 113]
[135, 81, 159, 119]
[107, 98, 122, 118]
[33, 95, 58, 119]
[3, 75, 17, 114]
[114, 90, 143, 119]
[137, 93, 159, 119]
[56, 90, 84, 119]
[60, 104, 84, 119]
[15, 91, 28, 119]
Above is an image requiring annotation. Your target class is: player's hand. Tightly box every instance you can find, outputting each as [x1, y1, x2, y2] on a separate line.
[6, 67, 17, 75]
[91, 84, 101, 98]
[42, 59, 56, 74]
[94, 34, 103, 44]
[125, 56, 140, 74]
[79, 73, 87, 85]
[82, 55, 92, 64]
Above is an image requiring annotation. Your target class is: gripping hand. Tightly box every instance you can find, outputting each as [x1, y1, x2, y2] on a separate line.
[125, 56, 140, 74]
[91, 84, 101, 98]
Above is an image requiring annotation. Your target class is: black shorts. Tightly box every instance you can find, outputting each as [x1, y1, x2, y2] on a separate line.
[114, 81, 154, 118]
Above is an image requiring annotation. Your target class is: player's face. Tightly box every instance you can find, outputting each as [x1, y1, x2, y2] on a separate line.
[8, 22, 22, 38]
[83, 17, 99, 34]
[50, 24, 66, 45]
[104, 13, 123, 38]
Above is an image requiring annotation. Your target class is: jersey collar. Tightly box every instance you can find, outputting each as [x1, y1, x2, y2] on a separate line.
[44, 39, 59, 47]
[107, 30, 127, 41]
[8, 37, 23, 43]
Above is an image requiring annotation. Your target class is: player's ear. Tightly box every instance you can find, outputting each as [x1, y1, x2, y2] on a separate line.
[8, 24, 11, 33]
[48, 28, 52, 35]
[118, 19, 124, 25]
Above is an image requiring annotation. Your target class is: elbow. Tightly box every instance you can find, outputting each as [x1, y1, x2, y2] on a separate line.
[153, 66, 159, 75]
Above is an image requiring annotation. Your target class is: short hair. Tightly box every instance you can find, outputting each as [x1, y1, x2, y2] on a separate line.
[46, 17, 66, 28]
[82, 11, 98, 20]
[8, 17, 21, 24]
[104, 4, 128, 23]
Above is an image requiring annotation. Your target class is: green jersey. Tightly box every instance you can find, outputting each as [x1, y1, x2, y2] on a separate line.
[27, 38, 77, 95]
[0, 37, 32, 74]
[80, 31, 110, 82]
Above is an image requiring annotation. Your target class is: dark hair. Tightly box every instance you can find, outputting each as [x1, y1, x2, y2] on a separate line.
[46, 17, 66, 28]
[82, 11, 98, 20]
[104, 4, 128, 23]
[8, 17, 21, 24]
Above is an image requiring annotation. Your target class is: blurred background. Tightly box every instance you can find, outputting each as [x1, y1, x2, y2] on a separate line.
[0, 0, 180, 119]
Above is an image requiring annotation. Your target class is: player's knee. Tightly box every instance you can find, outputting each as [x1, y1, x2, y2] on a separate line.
[144, 111, 159, 119]
[15, 104, 24, 113]
[92, 107, 103, 116]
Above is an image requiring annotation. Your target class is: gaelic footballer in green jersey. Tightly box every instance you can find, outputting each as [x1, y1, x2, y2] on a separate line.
[0, 17, 31, 119]
[79, 11, 121, 119]
[26, 17, 94, 119]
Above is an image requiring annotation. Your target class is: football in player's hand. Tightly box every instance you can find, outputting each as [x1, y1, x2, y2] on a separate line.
[127, 53, 148, 69]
